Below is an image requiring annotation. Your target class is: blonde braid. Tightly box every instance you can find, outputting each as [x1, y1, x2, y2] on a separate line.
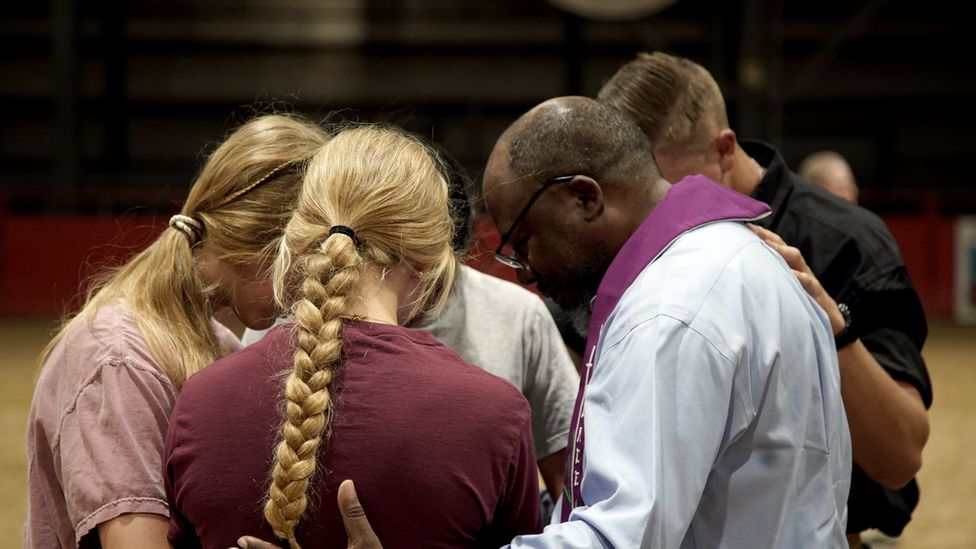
[264, 125, 461, 546]
[264, 233, 361, 548]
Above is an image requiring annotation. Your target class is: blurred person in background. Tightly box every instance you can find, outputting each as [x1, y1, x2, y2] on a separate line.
[25, 113, 330, 548]
[799, 150, 860, 204]
[599, 51, 931, 546]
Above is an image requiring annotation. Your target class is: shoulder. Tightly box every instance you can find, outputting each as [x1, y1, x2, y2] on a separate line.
[181, 323, 289, 402]
[454, 265, 546, 311]
[768, 171, 905, 279]
[448, 365, 533, 443]
[607, 222, 800, 347]
[39, 304, 174, 395]
[395, 327, 531, 413]
[342, 325, 534, 445]
[629, 222, 780, 310]
[32, 306, 179, 462]
[453, 266, 560, 342]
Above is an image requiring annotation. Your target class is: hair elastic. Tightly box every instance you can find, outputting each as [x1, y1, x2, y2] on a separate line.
[328, 225, 359, 246]
[169, 214, 204, 245]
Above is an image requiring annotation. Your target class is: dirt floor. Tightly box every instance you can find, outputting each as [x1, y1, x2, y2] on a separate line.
[2, 318, 973, 546]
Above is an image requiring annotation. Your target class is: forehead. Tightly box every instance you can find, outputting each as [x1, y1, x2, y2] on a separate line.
[484, 157, 535, 226]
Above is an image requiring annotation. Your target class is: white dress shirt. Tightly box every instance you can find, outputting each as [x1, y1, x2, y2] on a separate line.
[510, 221, 851, 548]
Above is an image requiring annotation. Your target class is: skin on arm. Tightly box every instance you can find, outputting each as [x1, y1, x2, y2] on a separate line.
[749, 223, 930, 489]
[97, 513, 171, 549]
[537, 449, 566, 502]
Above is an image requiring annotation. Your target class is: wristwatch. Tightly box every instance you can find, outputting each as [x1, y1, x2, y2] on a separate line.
[834, 302, 858, 350]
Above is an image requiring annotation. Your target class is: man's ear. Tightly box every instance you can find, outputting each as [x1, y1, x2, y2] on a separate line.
[567, 176, 604, 222]
[715, 129, 738, 174]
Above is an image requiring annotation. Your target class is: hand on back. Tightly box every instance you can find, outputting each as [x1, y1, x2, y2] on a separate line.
[231, 480, 383, 549]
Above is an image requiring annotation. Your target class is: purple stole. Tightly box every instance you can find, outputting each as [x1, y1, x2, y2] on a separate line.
[559, 175, 771, 521]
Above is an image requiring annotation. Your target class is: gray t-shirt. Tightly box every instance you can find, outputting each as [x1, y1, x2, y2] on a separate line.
[243, 265, 579, 459]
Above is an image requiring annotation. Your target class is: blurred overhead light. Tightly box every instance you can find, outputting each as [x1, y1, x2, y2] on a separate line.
[545, 0, 679, 21]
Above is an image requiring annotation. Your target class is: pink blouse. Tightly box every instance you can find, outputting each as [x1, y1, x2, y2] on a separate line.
[25, 303, 240, 548]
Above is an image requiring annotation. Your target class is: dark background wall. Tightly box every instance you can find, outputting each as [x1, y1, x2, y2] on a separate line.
[0, 0, 973, 316]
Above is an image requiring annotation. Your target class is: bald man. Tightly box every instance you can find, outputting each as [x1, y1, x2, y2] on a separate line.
[484, 97, 850, 547]
[799, 150, 860, 204]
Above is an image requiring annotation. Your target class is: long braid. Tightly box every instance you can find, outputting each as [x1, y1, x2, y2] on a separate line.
[264, 233, 361, 548]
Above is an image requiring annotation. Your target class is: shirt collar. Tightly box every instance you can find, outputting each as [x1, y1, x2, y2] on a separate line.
[741, 140, 793, 216]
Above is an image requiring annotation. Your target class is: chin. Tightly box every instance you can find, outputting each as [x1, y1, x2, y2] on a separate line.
[546, 287, 594, 338]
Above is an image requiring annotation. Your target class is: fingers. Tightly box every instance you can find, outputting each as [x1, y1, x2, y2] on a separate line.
[339, 480, 383, 549]
[747, 223, 785, 246]
[794, 271, 845, 334]
[234, 536, 283, 549]
[756, 236, 813, 276]
[748, 223, 845, 334]
[793, 268, 829, 303]
[793, 270, 819, 296]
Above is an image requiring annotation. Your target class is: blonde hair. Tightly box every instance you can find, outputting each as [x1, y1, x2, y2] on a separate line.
[38, 114, 330, 387]
[263, 126, 458, 547]
[598, 51, 728, 149]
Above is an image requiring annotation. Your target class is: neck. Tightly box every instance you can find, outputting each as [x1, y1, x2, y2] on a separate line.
[728, 144, 765, 196]
[612, 176, 670, 255]
[342, 264, 414, 325]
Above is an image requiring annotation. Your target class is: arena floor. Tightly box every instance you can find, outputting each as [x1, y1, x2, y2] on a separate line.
[2, 318, 973, 546]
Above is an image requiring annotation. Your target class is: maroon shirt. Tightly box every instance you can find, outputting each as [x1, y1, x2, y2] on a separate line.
[164, 320, 540, 548]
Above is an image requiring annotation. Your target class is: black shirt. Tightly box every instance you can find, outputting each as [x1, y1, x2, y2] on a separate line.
[746, 141, 932, 536]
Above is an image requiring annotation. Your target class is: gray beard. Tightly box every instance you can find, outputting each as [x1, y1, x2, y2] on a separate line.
[567, 292, 594, 340]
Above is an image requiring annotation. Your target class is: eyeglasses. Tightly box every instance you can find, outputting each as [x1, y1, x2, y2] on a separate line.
[494, 174, 578, 270]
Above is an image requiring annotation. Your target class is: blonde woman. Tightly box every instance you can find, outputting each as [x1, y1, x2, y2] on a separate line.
[164, 126, 541, 548]
[25, 114, 330, 549]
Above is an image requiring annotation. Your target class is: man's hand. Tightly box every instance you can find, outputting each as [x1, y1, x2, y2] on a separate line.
[748, 224, 845, 334]
[338, 480, 383, 549]
[230, 480, 382, 549]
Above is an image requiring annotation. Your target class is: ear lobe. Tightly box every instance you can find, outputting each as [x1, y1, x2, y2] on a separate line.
[568, 176, 604, 222]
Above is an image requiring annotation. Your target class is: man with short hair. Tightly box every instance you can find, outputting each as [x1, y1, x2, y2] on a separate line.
[599, 51, 930, 543]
